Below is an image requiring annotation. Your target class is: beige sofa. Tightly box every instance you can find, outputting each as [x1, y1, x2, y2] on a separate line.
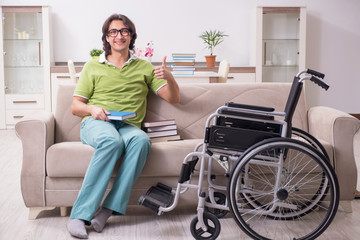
[15, 82, 360, 219]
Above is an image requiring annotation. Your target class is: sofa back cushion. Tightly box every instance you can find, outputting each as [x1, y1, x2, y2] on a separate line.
[54, 83, 308, 142]
[145, 83, 308, 139]
[55, 84, 82, 143]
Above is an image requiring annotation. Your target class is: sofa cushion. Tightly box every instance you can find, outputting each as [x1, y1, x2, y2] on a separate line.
[141, 139, 210, 177]
[46, 138, 333, 179]
[54, 85, 82, 143]
[46, 139, 204, 178]
[46, 142, 94, 177]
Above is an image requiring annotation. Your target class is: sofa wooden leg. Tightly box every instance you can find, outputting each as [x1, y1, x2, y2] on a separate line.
[339, 201, 353, 213]
[60, 207, 67, 217]
[28, 207, 56, 220]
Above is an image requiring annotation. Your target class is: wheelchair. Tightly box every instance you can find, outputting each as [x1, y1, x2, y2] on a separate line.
[139, 69, 339, 240]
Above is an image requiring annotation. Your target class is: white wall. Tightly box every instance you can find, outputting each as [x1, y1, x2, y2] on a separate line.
[1, 0, 360, 113]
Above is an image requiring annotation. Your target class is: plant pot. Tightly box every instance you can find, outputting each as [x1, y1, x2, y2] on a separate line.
[92, 56, 99, 60]
[205, 55, 216, 67]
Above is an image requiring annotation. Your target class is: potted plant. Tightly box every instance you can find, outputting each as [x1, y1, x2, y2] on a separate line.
[90, 48, 104, 59]
[199, 30, 228, 67]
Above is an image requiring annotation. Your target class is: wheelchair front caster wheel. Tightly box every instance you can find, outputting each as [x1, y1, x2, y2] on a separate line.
[190, 212, 221, 240]
[205, 192, 228, 218]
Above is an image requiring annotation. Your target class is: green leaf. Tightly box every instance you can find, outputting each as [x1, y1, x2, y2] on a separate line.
[90, 48, 104, 57]
[199, 29, 228, 55]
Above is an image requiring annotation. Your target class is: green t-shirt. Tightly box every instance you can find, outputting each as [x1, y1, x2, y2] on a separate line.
[74, 57, 167, 128]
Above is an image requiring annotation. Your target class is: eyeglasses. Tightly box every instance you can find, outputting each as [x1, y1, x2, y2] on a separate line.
[107, 28, 130, 37]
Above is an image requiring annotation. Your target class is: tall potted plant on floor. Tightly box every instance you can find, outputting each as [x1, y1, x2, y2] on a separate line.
[199, 30, 228, 67]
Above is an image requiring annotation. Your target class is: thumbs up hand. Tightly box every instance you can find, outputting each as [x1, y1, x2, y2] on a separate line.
[154, 56, 172, 80]
[153, 56, 180, 104]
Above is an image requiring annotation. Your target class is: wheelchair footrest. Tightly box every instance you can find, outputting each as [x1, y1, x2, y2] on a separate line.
[138, 183, 174, 212]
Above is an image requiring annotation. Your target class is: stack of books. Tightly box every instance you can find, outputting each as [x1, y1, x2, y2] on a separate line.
[171, 53, 196, 75]
[143, 119, 181, 143]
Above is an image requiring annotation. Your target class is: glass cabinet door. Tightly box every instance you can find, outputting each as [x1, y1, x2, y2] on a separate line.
[2, 7, 44, 94]
[255, 7, 306, 83]
[262, 10, 299, 82]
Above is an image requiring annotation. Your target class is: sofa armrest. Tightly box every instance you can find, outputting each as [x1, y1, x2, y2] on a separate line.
[15, 111, 55, 207]
[308, 106, 360, 200]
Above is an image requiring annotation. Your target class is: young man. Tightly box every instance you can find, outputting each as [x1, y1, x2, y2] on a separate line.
[67, 14, 180, 239]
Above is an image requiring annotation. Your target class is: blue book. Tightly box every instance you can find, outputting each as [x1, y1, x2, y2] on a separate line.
[172, 57, 196, 62]
[106, 111, 137, 120]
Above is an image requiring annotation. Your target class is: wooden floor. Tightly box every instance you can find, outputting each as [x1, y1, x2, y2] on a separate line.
[1, 129, 360, 239]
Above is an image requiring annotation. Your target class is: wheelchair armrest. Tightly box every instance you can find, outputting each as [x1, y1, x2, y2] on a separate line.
[218, 109, 275, 121]
[225, 102, 275, 112]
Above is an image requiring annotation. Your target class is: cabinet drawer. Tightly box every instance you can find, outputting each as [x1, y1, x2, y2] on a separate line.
[228, 73, 256, 82]
[6, 109, 40, 125]
[5, 94, 44, 109]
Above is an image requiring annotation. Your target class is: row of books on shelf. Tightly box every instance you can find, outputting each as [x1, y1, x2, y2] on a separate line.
[171, 53, 196, 76]
[143, 119, 181, 143]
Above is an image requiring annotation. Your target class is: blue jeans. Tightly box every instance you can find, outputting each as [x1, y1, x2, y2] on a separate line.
[70, 117, 151, 221]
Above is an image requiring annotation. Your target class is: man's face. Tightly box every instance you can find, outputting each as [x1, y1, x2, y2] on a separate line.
[106, 20, 131, 54]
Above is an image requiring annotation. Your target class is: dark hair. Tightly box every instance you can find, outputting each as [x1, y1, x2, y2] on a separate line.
[102, 14, 137, 57]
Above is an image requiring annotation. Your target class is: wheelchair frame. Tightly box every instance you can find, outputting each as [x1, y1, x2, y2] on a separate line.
[138, 69, 339, 240]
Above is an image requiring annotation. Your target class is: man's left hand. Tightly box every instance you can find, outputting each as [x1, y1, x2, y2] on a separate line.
[154, 56, 172, 80]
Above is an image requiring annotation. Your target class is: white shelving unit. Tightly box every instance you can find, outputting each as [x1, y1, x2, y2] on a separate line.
[251, 6, 307, 83]
[0, 6, 51, 129]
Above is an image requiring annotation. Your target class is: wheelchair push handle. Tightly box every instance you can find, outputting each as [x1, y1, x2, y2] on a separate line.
[297, 68, 329, 91]
[310, 75, 329, 91]
[307, 69, 325, 79]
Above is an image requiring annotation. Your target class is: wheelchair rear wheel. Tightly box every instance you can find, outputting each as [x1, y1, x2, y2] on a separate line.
[228, 138, 339, 240]
[241, 128, 331, 214]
